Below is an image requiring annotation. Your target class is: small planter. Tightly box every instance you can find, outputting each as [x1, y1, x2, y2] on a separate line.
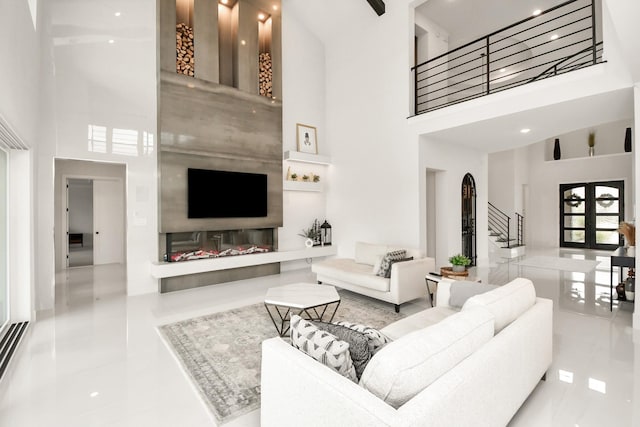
[452, 265, 466, 272]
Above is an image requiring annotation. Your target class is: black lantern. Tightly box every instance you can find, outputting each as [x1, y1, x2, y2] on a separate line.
[320, 220, 332, 246]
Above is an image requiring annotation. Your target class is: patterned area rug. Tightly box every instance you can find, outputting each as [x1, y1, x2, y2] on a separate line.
[158, 290, 406, 425]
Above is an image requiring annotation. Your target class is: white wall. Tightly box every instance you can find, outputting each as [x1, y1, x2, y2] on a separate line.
[321, 2, 422, 258]
[526, 142, 633, 249]
[279, 3, 328, 269]
[418, 136, 488, 268]
[543, 119, 633, 160]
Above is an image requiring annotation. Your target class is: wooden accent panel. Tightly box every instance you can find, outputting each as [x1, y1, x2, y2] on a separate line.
[194, 0, 220, 83]
[234, 1, 259, 94]
[270, 13, 282, 100]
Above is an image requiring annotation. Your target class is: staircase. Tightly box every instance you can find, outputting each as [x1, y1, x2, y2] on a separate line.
[488, 202, 525, 259]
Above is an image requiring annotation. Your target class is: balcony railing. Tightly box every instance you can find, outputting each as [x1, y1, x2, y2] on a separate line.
[412, 0, 604, 115]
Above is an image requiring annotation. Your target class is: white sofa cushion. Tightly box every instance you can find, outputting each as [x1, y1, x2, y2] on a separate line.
[380, 306, 458, 340]
[313, 258, 391, 292]
[359, 306, 494, 409]
[354, 242, 388, 265]
[462, 277, 536, 333]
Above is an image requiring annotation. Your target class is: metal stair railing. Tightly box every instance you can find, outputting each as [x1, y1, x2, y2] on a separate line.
[488, 202, 511, 248]
[412, 0, 603, 115]
[516, 212, 524, 246]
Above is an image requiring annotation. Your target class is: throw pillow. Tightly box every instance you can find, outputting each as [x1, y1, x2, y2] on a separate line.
[333, 321, 392, 355]
[311, 321, 371, 379]
[371, 255, 383, 274]
[383, 256, 414, 279]
[290, 315, 358, 382]
[375, 250, 407, 277]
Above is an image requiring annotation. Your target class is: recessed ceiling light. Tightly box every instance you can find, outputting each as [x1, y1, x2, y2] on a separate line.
[114, 12, 121, 17]
[272, 5, 278, 10]
[520, 128, 531, 134]
[258, 13, 265, 20]
[550, 34, 559, 40]
[500, 68, 506, 72]
[532, 9, 542, 16]
[240, 39, 246, 46]
[90, 391, 99, 397]
[108, 39, 115, 44]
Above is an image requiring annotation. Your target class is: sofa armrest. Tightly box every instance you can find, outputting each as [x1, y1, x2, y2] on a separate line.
[261, 337, 396, 427]
[389, 257, 435, 304]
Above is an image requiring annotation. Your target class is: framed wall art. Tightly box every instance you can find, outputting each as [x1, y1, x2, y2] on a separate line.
[296, 123, 318, 154]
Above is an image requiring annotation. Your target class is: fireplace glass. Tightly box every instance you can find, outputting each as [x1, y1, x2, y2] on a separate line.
[164, 228, 275, 262]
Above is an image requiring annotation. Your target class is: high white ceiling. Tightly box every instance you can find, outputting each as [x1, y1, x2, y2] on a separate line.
[415, 0, 568, 48]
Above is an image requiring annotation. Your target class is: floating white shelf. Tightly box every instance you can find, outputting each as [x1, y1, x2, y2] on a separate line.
[150, 245, 337, 279]
[284, 150, 331, 165]
[283, 180, 322, 192]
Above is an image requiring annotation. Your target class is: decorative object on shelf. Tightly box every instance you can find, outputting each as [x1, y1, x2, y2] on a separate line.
[618, 221, 636, 247]
[302, 175, 309, 182]
[624, 127, 632, 153]
[553, 138, 561, 160]
[296, 123, 318, 154]
[320, 220, 332, 246]
[448, 253, 471, 272]
[313, 175, 320, 183]
[304, 238, 314, 248]
[616, 282, 626, 300]
[565, 193, 582, 208]
[299, 219, 322, 247]
[588, 131, 595, 157]
[625, 268, 635, 301]
[286, 166, 292, 181]
[290, 173, 298, 181]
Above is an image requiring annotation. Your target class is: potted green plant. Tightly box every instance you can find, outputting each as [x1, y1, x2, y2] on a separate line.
[302, 174, 310, 182]
[298, 227, 318, 248]
[449, 253, 471, 272]
[290, 173, 298, 181]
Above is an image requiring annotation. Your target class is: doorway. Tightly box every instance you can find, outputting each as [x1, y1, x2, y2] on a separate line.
[560, 180, 624, 250]
[462, 173, 477, 266]
[67, 179, 94, 267]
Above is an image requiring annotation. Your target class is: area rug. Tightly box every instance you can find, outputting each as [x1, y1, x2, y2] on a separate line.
[514, 255, 600, 273]
[158, 290, 406, 425]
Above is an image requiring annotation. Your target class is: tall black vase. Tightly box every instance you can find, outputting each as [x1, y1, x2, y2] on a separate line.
[553, 138, 561, 160]
[624, 127, 632, 152]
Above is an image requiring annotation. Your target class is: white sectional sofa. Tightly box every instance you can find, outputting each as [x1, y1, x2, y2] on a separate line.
[261, 278, 553, 427]
[311, 242, 436, 312]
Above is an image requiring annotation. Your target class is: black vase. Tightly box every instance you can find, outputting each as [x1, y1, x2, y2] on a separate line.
[616, 282, 626, 300]
[553, 138, 561, 160]
[624, 127, 632, 152]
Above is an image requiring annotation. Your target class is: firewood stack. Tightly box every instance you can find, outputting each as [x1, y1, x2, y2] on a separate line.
[259, 52, 273, 98]
[176, 23, 195, 77]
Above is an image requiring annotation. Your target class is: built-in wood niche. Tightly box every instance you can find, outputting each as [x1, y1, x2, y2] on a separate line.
[167, 0, 281, 99]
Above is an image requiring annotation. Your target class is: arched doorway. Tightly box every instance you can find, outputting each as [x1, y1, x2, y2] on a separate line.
[462, 173, 477, 266]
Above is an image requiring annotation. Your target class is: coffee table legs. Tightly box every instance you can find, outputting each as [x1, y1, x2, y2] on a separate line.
[264, 300, 341, 337]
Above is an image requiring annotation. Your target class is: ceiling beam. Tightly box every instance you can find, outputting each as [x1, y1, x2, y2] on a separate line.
[366, 0, 385, 16]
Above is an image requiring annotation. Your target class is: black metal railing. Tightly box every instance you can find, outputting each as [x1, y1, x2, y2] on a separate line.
[412, 0, 603, 115]
[488, 202, 511, 248]
[516, 212, 524, 246]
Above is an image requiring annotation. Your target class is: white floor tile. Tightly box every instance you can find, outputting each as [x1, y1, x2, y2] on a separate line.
[0, 247, 638, 426]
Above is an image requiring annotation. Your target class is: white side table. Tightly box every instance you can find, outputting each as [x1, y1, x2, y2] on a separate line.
[264, 283, 341, 336]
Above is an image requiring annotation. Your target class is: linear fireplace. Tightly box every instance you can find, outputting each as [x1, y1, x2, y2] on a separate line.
[163, 228, 276, 262]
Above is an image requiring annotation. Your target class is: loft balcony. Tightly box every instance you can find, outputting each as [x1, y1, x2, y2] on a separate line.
[412, 0, 604, 116]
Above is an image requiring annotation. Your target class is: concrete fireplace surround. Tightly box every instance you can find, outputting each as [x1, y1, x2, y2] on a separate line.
[157, 0, 286, 292]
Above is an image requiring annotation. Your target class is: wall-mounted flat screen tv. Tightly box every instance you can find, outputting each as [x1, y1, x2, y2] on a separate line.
[187, 168, 268, 218]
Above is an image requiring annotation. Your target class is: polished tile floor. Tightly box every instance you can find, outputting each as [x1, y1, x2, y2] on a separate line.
[0, 247, 637, 426]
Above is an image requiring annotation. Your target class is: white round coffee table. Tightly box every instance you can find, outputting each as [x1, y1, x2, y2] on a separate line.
[264, 282, 341, 336]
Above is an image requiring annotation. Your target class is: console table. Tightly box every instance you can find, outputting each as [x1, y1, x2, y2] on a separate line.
[610, 247, 635, 311]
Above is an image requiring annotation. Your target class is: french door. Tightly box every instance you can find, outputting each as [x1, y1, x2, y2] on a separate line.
[560, 180, 624, 249]
[462, 173, 477, 266]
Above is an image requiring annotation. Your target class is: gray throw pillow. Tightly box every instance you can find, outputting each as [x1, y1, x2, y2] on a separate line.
[384, 257, 414, 279]
[449, 281, 499, 308]
[312, 321, 371, 379]
[332, 321, 392, 355]
[376, 250, 407, 277]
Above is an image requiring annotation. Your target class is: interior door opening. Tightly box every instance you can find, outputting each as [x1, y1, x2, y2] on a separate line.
[66, 178, 94, 267]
